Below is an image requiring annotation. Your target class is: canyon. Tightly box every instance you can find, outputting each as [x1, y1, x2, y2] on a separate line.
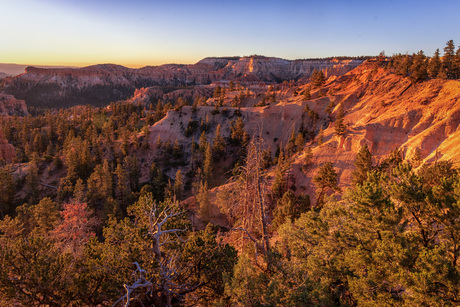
[143, 61, 460, 206]
[0, 56, 361, 108]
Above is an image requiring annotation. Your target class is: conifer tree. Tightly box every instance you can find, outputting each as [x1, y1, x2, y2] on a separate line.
[26, 160, 40, 205]
[272, 150, 290, 199]
[392, 54, 408, 76]
[409, 50, 428, 83]
[203, 143, 213, 184]
[440, 39, 456, 79]
[453, 46, 460, 79]
[197, 180, 211, 221]
[311, 69, 325, 88]
[313, 162, 340, 207]
[303, 86, 311, 100]
[334, 104, 347, 137]
[123, 155, 140, 192]
[149, 162, 166, 201]
[114, 163, 130, 209]
[199, 131, 208, 153]
[294, 132, 305, 152]
[351, 144, 373, 186]
[428, 49, 441, 78]
[173, 169, 184, 201]
[73, 178, 86, 203]
[0, 165, 15, 217]
[212, 124, 226, 157]
[317, 126, 324, 145]
[285, 129, 296, 156]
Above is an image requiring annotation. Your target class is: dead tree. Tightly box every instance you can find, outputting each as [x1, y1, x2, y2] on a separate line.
[218, 137, 271, 262]
[113, 202, 187, 307]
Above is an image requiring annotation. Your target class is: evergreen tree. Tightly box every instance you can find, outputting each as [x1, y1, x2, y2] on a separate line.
[73, 178, 86, 203]
[26, 160, 40, 205]
[428, 49, 441, 78]
[271, 150, 290, 199]
[317, 126, 324, 145]
[114, 163, 130, 210]
[123, 155, 140, 192]
[294, 132, 305, 152]
[334, 104, 347, 137]
[303, 86, 311, 100]
[351, 144, 373, 186]
[199, 131, 208, 153]
[203, 143, 213, 185]
[409, 50, 428, 83]
[394, 54, 412, 76]
[0, 166, 15, 217]
[311, 69, 325, 88]
[272, 191, 310, 229]
[196, 180, 211, 221]
[453, 46, 460, 79]
[212, 124, 226, 157]
[149, 162, 167, 201]
[313, 162, 340, 207]
[440, 39, 456, 79]
[173, 169, 184, 201]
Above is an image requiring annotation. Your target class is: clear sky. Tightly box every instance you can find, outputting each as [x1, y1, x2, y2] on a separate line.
[1, 0, 459, 67]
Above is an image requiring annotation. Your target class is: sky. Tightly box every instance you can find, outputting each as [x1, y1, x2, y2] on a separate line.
[1, 0, 459, 68]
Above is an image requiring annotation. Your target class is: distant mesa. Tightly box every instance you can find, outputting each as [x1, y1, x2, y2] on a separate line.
[0, 56, 362, 108]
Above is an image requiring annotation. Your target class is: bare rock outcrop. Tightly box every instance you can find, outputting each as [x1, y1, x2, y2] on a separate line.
[0, 128, 15, 163]
[0, 93, 28, 116]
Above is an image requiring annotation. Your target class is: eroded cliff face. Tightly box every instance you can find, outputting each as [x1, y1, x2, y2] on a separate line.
[0, 57, 362, 108]
[0, 93, 28, 116]
[0, 128, 15, 163]
[145, 61, 460, 200]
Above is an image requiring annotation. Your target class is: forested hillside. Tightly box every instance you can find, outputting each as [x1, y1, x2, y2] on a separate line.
[0, 40, 460, 306]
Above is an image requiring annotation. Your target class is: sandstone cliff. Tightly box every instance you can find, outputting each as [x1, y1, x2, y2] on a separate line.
[0, 128, 15, 163]
[145, 60, 460, 208]
[0, 57, 362, 108]
[0, 93, 28, 116]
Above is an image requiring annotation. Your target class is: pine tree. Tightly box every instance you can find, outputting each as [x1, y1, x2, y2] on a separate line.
[440, 39, 455, 79]
[199, 131, 208, 153]
[196, 181, 211, 221]
[311, 69, 325, 88]
[0, 165, 15, 217]
[213, 86, 222, 98]
[173, 169, 184, 201]
[303, 86, 311, 100]
[334, 104, 347, 137]
[395, 54, 412, 76]
[230, 117, 246, 145]
[409, 50, 428, 83]
[285, 129, 296, 156]
[427, 49, 441, 78]
[203, 143, 213, 185]
[453, 46, 460, 79]
[114, 163, 130, 209]
[294, 132, 305, 152]
[123, 155, 140, 192]
[317, 126, 324, 146]
[351, 144, 373, 186]
[101, 159, 113, 199]
[313, 162, 340, 207]
[272, 150, 290, 199]
[73, 178, 86, 203]
[212, 124, 226, 157]
[26, 160, 40, 205]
